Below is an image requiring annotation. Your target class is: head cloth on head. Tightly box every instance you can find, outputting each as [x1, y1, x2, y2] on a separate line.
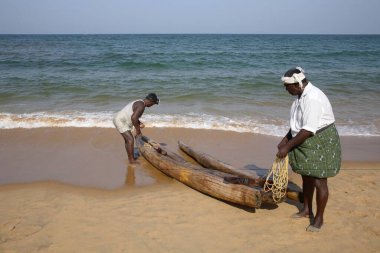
[281, 67, 306, 88]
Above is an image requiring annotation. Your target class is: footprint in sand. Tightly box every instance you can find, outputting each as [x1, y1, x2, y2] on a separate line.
[0, 218, 44, 243]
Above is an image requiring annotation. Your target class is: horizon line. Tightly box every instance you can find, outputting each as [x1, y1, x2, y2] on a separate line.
[1, 33, 379, 36]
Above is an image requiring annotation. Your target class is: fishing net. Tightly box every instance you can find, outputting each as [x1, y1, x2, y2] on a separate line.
[263, 156, 289, 203]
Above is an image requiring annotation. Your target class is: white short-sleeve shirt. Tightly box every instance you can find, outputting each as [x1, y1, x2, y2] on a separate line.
[290, 82, 335, 137]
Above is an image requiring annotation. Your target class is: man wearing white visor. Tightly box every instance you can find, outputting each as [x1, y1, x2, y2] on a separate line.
[277, 67, 341, 232]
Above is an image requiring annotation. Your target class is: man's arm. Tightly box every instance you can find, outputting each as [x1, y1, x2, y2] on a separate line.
[131, 102, 145, 136]
[277, 129, 313, 158]
[278, 129, 292, 149]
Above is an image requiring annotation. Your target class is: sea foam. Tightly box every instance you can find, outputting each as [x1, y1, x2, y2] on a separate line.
[0, 112, 378, 137]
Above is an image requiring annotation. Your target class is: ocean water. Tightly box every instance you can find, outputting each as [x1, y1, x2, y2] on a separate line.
[0, 34, 379, 136]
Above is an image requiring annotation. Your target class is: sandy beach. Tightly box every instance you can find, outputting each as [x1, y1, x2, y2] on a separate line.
[1, 127, 380, 253]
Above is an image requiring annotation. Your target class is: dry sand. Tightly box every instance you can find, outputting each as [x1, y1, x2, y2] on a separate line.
[0, 128, 379, 253]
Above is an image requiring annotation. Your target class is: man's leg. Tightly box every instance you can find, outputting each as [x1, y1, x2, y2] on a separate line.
[295, 175, 315, 218]
[121, 131, 137, 163]
[312, 178, 328, 229]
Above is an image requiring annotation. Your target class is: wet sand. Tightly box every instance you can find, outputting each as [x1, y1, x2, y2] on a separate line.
[1, 128, 380, 252]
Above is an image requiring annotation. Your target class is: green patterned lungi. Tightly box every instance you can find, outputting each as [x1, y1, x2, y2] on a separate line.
[289, 124, 341, 178]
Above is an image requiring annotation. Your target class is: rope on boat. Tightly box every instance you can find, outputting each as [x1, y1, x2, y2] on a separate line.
[263, 156, 289, 203]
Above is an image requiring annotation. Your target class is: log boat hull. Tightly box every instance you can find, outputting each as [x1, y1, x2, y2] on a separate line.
[178, 141, 303, 203]
[136, 136, 270, 208]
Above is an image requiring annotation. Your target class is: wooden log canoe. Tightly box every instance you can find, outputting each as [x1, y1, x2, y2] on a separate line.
[136, 135, 276, 208]
[178, 141, 303, 203]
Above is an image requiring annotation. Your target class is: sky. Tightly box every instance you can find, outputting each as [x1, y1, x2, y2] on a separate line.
[0, 0, 379, 34]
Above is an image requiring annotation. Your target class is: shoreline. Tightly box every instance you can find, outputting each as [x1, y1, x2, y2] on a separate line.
[1, 111, 379, 137]
[1, 127, 379, 189]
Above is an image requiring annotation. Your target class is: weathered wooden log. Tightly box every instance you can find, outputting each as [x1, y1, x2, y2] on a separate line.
[178, 141, 303, 203]
[178, 141, 262, 181]
[137, 136, 269, 208]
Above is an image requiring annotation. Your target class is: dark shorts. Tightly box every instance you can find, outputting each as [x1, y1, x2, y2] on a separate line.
[289, 124, 341, 178]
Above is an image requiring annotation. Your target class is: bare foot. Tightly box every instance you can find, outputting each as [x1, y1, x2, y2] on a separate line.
[291, 211, 314, 219]
[306, 225, 321, 232]
[311, 217, 323, 229]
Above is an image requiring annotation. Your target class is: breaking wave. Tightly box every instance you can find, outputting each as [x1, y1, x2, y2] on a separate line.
[1, 111, 379, 137]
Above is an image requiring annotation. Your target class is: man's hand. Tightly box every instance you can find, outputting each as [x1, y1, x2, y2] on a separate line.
[277, 145, 290, 158]
[277, 129, 313, 158]
[139, 123, 145, 129]
[277, 130, 291, 158]
[277, 138, 288, 150]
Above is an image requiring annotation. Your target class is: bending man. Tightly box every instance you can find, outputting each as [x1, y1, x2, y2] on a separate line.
[113, 93, 159, 164]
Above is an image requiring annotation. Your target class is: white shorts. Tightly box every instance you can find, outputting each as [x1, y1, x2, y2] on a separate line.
[113, 115, 133, 133]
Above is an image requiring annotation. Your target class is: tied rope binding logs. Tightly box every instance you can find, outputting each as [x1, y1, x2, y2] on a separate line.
[263, 156, 289, 203]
